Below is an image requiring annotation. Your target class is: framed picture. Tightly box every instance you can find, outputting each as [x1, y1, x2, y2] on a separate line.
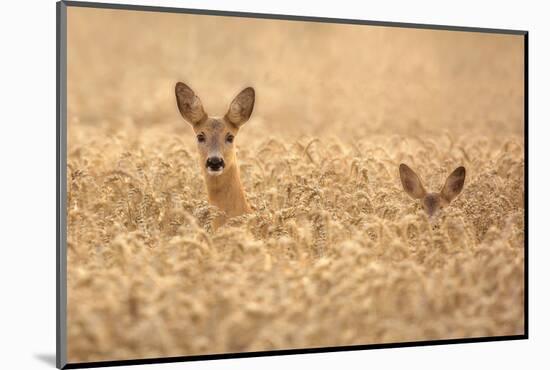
[57, 1, 527, 368]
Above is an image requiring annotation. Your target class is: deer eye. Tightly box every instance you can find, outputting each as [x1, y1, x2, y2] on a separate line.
[226, 134, 234, 144]
[197, 134, 206, 143]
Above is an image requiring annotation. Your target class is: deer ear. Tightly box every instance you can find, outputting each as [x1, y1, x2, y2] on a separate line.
[225, 87, 255, 127]
[399, 164, 427, 200]
[440, 166, 466, 203]
[175, 82, 207, 125]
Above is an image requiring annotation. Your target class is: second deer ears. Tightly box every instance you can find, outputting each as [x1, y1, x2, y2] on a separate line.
[399, 163, 427, 200]
[440, 166, 466, 202]
[399, 164, 466, 202]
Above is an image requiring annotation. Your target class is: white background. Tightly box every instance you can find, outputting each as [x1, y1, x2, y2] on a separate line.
[0, 0, 547, 369]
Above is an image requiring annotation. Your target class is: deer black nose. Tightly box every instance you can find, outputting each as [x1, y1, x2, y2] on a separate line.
[206, 157, 224, 170]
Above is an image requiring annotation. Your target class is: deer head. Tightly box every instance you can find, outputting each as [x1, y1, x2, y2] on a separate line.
[399, 163, 466, 218]
[175, 82, 255, 177]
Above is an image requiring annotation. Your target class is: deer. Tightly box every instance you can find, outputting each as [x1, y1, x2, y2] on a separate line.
[399, 163, 466, 219]
[175, 82, 254, 228]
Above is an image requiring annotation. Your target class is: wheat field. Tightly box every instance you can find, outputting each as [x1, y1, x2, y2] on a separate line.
[66, 8, 525, 363]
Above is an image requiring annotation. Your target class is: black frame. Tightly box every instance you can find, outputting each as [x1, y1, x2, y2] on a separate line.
[56, 1, 529, 368]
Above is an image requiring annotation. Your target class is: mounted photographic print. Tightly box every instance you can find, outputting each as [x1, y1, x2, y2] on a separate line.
[56, 1, 528, 368]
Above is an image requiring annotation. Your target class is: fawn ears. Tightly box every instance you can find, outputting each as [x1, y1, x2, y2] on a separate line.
[440, 166, 466, 203]
[399, 164, 427, 200]
[225, 87, 255, 128]
[175, 82, 207, 125]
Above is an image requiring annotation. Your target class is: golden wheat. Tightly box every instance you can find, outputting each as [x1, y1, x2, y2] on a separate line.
[66, 7, 524, 363]
[67, 123, 524, 361]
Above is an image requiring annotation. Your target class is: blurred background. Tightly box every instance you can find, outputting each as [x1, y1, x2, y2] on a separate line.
[67, 7, 524, 143]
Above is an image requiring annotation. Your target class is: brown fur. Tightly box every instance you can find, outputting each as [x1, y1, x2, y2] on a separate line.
[175, 82, 254, 228]
[399, 164, 466, 218]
